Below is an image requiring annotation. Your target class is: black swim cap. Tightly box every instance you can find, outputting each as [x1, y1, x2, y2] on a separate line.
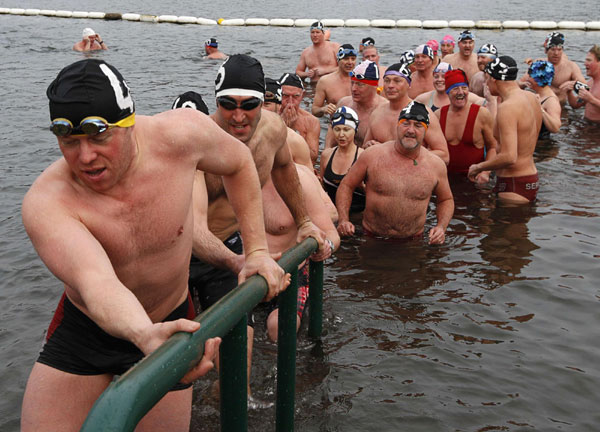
[484, 55, 518, 81]
[361, 37, 375, 47]
[265, 78, 282, 103]
[399, 101, 429, 126]
[215, 54, 265, 100]
[172, 91, 209, 114]
[384, 62, 412, 84]
[311, 21, 324, 32]
[47, 59, 135, 125]
[545, 32, 565, 49]
[279, 73, 304, 90]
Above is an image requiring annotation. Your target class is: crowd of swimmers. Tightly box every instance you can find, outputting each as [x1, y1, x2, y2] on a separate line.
[19, 22, 600, 431]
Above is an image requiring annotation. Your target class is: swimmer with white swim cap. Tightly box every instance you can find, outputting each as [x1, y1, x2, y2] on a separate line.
[72, 27, 107, 52]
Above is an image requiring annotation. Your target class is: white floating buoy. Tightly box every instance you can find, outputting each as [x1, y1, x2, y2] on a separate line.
[157, 15, 178, 23]
[396, 19, 422, 28]
[39, 10, 57, 16]
[197, 17, 217, 25]
[71, 11, 89, 18]
[122, 13, 141, 21]
[219, 18, 245, 26]
[586, 21, 600, 30]
[449, 20, 475, 28]
[245, 18, 270, 26]
[422, 20, 448, 29]
[345, 19, 371, 27]
[294, 19, 317, 27]
[0, 8, 9, 14]
[557, 21, 586, 30]
[140, 14, 158, 23]
[476, 20, 502, 29]
[177, 16, 199, 24]
[24, 9, 41, 15]
[321, 19, 345, 27]
[55, 10, 73, 18]
[502, 20, 530, 29]
[269, 18, 294, 26]
[370, 19, 396, 28]
[87, 11, 105, 19]
[530, 21, 558, 29]
[9, 8, 25, 14]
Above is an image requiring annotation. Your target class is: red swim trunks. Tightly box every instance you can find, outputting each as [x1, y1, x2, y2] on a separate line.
[494, 173, 539, 202]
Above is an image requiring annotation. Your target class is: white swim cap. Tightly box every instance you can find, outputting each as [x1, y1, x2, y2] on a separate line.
[82, 28, 95, 38]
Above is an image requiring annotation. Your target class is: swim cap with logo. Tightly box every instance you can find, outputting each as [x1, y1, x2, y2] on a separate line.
[444, 69, 469, 93]
[458, 30, 475, 42]
[477, 43, 498, 58]
[215, 54, 265, 100]
[350, 60, 379, 86]
[384, 62, 412, 84]
[265, 78, 282, 103]
[415, 44, 434, 60]
[172, 91, 209, 114]
[361, 37, 375, 47]
[399, 50, 415, 66]
[82, 28, 95, 38]
[205, 37, 218, 47]
[527, 60, 554, 87]
[310, 21, 324, 32]
[434, 62, 453, 74]
[545, 32, 565, 49]
[337, 44, 358, 60]
[279, 73, 304, 90]
[399, 101, 429, 126]
[484, 55, 518, 81]
[47, 59, 135, 125]
[331, 106, 359, 131]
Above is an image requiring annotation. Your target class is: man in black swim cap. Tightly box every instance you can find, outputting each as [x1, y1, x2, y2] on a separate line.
[295, 21, 340, 83]
[172, 90, 209, 114]
[22, 58, 289, 431]
[468, 55, 543, 203]
[191, 54, 330, 404]
[336, 100, 454, 244]
[204, 37, 227, 60]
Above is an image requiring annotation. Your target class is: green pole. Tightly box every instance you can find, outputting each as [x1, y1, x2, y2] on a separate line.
[276, 268, 298, 432]
[220, 316, 248, 432]
[308, 260, 324, 340]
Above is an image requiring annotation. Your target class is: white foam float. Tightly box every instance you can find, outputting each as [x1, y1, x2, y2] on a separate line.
[139, 14, 158, 23]
[294, 19, 317, 27]
[586, 21, 600, 30]
[157, 15, 178, 23]
[71, 11, 89, 18]
[177, 16, 199, 24]
[476, 20, 502, 29]
[197, 17, 217, 25]
[502, 20, 530, 29]
[9, 8, 25, 14]
[55, 10, 73, 18]
[448, 20, 475, 28]
[24, 9, 41, 15]
[245, 18, 270, 26]
[321, 19, 345, 27]
[122, 13, 141, 21]
[0, 8, 10, 14]
[344, 19, 370, 27]
[39, 10, 57, 16]
[370, 19, 396, 28]
[396, 19, 422, 28]
[269, 18, 294, 26]
[219, 18, 245, 26]
[88, 11, 105, 19]
[530, 21, 558, 29]
[557, 21, 586, 30]
[422, 20, 448, 29]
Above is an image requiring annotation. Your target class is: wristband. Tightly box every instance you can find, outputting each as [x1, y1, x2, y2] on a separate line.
[98, 40, 104, 44]
[325, 238, 334, 251]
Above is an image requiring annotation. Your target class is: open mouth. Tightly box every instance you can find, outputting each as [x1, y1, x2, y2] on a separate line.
[83, 167, 106, 179]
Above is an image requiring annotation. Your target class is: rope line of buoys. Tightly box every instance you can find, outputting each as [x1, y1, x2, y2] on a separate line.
[1, 9, 599, 31]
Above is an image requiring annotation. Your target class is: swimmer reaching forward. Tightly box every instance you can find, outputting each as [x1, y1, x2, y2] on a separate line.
[21, 59, 287, 432]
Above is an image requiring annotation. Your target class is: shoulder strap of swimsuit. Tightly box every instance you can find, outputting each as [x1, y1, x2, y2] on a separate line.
[324, 146, 338, 177]
[428, 91, 435, 108]
[439, 104, 449, 133]
[462, 103, 481, 145]
[352, 145, 359, 163]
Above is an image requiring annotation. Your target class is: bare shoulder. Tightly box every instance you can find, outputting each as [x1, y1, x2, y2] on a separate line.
[337, 95, 353, 108]
[423, 147, 448, 172]
[415, 91, 431, 104]
[259, 109, 288, 145]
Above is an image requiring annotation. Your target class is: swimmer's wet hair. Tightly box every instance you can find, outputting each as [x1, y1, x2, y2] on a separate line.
[589, 45, 600, 61]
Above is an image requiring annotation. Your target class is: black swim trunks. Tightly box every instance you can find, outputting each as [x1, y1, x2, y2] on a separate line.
[189, 231, 255, 327]
[37, 292, 195, 391]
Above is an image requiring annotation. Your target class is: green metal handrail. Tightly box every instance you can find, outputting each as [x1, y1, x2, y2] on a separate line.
[81, 237, 322, 432]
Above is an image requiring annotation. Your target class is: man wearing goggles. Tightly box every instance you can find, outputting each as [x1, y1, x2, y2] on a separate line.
[22, 58, 291, 431]
[444, 30, 479, 81]
[296, 21, 341, 83]
[363, 63, 450, 164]
[312, 43, 358, 118]
[204, 37, 227, 60]
[336, 101, 454, 245]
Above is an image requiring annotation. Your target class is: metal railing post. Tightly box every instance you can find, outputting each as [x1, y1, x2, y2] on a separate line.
[220, 316, 248, 432]
[308, 260, 323, 339]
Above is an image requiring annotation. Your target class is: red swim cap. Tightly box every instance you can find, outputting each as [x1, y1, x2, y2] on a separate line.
[444, 69, 469, 93]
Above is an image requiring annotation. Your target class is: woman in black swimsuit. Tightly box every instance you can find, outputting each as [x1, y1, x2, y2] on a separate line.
[319, 106, 365, 213]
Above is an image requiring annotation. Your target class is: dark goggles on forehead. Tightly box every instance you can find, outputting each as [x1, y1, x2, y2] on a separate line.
[50, 113, 135, 137]
[216, 96, 263, 111]
[399, 113, 429, 126]
[478, 46, 496, 55]
[264, 91, 281, 103]
[332, 111, 357, 122]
